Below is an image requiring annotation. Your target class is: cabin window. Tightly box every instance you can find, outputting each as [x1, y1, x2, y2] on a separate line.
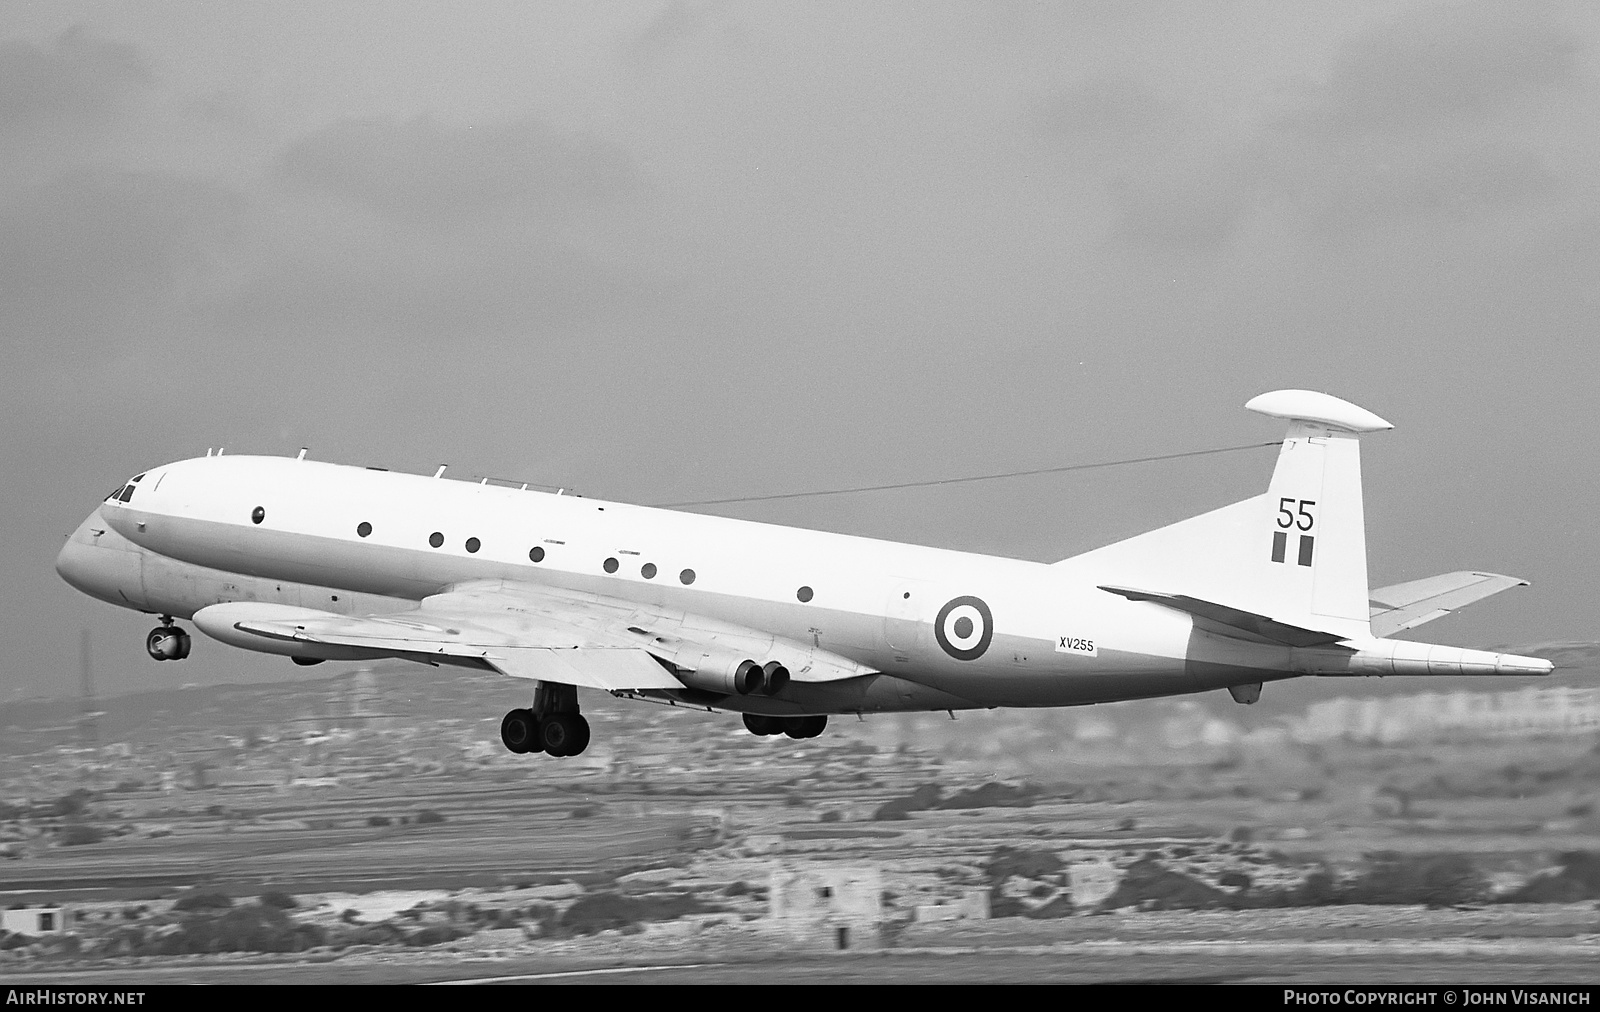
[641, 563, 657, 579]
[251, 506, 264, 524]
[356, 522, 372, 538]
[603, 557, 619, 574]
[429, 532, 444, 548]
[529, 546, 545, 563]
[797, 586, 814, 603]
[680, 569, 695, 585]
[465, 537, 481, 553]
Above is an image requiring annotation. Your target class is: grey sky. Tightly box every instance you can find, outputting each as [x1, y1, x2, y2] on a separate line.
[4, 1, 1596, 700]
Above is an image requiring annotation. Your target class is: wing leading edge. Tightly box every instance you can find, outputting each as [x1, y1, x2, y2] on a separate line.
[193, 579, 874, 692]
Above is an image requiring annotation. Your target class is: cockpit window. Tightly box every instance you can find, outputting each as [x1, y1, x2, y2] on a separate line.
[106, 473, 145, 503]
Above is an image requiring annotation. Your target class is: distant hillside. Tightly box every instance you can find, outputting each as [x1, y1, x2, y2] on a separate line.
[2, 641, 1594, 757]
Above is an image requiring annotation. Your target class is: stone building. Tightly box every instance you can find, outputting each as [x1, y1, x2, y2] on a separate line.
[2, 905, 69, 935]
[766, 863, 882, 950]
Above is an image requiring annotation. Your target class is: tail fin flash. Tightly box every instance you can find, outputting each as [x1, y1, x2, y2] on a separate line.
[1059, 390, 1391, 640]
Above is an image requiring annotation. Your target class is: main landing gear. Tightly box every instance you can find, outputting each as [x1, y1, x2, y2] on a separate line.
[500, 682, 591, 758]
[744, 713, 827, 739]
[145, 618, 191, 661]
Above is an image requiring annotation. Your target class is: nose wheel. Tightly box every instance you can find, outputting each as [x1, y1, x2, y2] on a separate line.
[145, 620, 191, 661]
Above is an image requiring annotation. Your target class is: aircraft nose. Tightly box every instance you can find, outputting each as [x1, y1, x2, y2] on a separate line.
[57, 515, 104, 593]
[56, 510, 143, 606]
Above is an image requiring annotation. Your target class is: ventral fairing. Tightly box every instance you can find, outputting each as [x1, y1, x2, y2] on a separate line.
[58, 390, 1552, 758]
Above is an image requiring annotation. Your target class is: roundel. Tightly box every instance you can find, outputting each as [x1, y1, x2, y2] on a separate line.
[934, 595, 993, 661]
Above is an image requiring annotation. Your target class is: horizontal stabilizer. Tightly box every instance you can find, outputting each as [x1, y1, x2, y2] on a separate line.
[1098, 585, 1350, 648]
[1368, 571, 1530, 637]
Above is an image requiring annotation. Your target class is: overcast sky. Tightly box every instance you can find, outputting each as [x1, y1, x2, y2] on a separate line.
[3, 1, 1596, 701]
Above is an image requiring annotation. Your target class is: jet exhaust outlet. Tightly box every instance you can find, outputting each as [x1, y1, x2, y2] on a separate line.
[759, 661, 790, 696]
[671, 652, 764, 695]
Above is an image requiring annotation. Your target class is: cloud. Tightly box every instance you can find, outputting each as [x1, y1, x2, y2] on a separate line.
[1260, 2, 1587, 240]
[1303, 0, 1582, 137]
[0, 26, 150, 129]
[1033, 76, 1172, 156]
[276, 115, 638, 232]
[634, 0, 720, 50]
[1028, 1, 1591, 253]
[0, 170, 244, 363]
[1032, 76, 1253, 250]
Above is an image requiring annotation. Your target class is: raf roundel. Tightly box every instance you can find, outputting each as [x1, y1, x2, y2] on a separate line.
[934, 596, 993, 661]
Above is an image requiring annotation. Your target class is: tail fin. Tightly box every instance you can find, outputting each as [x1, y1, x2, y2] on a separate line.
[1058, 389, 1392, 640]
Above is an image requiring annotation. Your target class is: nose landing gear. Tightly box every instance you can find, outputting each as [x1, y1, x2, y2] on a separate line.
[145, 619, 191, 661]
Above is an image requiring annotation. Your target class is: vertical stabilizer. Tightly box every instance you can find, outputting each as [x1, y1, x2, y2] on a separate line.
[1058, 390, 1391, 640]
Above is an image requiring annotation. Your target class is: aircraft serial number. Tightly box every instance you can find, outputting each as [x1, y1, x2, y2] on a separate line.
[1056, 636, 1097, 657]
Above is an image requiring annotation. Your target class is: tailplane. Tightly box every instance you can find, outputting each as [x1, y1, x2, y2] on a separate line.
[1058, 389, 1391, 640]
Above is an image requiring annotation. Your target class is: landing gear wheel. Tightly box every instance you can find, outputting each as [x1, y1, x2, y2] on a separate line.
[782, 715, 827, 739]
[500, 708, 538, 754]
[743, 713, 781, 737]
[145, 625, 191, 661]
[565, 714, 591, 757]
[540, 713, 590, 757]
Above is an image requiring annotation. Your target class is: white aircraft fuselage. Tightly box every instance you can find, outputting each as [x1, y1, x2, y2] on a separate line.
[57, 390, 1553, 755]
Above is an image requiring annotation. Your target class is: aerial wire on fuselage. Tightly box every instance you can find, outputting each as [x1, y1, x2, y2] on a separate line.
[649, 440, 1282, 509]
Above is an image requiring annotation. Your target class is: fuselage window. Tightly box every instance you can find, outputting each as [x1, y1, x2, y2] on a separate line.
[603, 557, 619, 574]
[465, 537, 481, 554]
[250, 506, 264, 524]
[529, 546, 545, 563]
[797, 586, 814, 603]
[680, 568, 696, 585]
[641, 563, 657, 579]
[429, 532, 444, 548]
[357, 522, 372, 538]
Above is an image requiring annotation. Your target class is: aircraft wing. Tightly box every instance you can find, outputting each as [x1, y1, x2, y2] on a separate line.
[1368, 571, 1530, 637]
[207, 578, 872, 690]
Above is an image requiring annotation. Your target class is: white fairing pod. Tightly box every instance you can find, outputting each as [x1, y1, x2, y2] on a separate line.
[193, 603, 393, 662]
[1244, 389, 1393, 433]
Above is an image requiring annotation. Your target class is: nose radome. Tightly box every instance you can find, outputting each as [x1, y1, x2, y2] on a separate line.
[56, 510, 143, 607]
[56, 511, 102, 586]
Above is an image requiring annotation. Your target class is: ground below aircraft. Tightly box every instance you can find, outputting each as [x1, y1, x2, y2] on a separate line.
[57, 389, 1552, 759]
